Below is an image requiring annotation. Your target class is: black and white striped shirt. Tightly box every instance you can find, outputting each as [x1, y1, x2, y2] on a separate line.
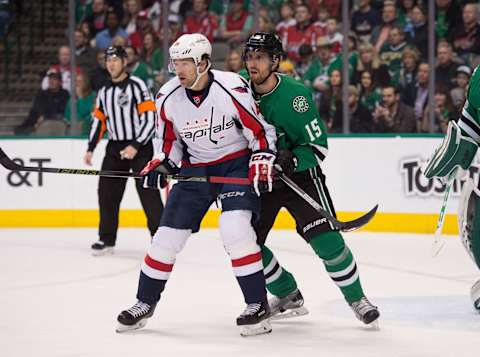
[88, 75, 156, 152]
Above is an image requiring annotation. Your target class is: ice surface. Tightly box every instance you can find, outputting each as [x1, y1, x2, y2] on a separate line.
[1, 228, 479, 357]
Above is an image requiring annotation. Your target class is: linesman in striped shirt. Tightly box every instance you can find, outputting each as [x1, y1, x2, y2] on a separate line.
[84, 46, 163, 256]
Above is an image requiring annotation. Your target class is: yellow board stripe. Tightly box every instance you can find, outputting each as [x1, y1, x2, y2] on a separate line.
[0, 209, 459, 234]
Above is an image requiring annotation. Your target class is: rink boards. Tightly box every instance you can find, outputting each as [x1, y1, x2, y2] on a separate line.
[0, 136, 476, 234]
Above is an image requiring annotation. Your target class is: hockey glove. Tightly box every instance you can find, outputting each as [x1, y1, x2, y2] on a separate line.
[248, 150, 276, 196]
[141, 158, 180, 190]
[272, 150, 297, 189]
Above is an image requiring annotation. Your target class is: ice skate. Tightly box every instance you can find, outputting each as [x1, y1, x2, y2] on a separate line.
[91, 241, 114, 256]
[269, 289, 309, 320]
[471, 279, 480, 311]
[349, 296, 380, 329]
[236, 301, 272, 337]
[116, 301, 156, 333]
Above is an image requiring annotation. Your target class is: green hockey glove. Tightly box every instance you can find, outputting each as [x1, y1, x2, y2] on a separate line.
[423, 121, 478, 180]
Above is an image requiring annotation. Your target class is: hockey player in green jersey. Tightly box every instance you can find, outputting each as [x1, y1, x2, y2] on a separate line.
[424, 66, 480, 311]
[243, 32, 380, 326]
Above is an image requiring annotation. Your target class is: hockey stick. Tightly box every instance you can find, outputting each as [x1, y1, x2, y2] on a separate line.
[431, 170, 457, 257]
[0, 147, 250, 185]
[275, 167, 378, 232]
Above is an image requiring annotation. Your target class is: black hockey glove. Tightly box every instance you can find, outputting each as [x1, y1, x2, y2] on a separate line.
[273, 150, 297, 189]
[141, 158, 180, 190]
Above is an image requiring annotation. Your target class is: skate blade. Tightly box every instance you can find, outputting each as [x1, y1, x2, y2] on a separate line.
[239, 320, 272, 337]
[116, 319, 148, 333]
[92, 248, 114, 257]
[365, 319, 380, 331]
[269, 306, 309, 321]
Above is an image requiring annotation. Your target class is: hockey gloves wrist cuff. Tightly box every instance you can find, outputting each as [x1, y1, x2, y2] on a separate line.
[249, 150, 276, 196]
[141, 158, 180, 190]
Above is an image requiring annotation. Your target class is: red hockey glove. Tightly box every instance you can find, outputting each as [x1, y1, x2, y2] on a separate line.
[248, 150, 276, 196]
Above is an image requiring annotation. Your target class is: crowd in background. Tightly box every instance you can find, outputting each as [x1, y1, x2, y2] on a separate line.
[9, 0, 480, 135]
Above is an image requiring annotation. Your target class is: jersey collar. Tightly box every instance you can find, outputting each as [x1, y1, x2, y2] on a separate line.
[185, 71, 214, 107]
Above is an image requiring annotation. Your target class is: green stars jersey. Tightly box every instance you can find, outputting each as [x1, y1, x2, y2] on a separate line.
[254, 73, 328, 172]
[458, 66, 480, 142]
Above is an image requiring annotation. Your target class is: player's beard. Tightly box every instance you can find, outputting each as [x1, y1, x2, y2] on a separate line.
[249, 68, 270, 86]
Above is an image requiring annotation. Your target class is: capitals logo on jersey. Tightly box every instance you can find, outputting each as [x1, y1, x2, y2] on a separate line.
[179, 110, 236, 144]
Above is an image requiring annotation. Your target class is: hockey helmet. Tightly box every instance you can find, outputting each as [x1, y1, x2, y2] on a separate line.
[104, 46, 127, 60]
[243, 32, 284, 61]
[169, 33, 212, 66]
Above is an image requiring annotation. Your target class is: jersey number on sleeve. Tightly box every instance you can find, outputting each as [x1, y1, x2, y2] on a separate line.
[305, 118, 322, 141]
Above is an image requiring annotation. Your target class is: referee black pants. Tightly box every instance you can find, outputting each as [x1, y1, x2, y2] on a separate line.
[98, 141, 163, 246]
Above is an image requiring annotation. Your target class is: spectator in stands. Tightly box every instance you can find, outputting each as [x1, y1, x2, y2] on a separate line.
[258, 14, 275, 33]
[408, 5, 428, 60]
[85, 0, 108, 36]
[392, 46, 419, 89]
[278, 59, 299, 79]
[183, 0, 218, 42]
[15, 70, 70, 135]
[352, 43, 390, 87]
[296, 44, 314, 78]
[435, 42, 459, 89]
[123, 0, 141, 35]
[79, 20, 95, 47]
[333, 85, 374, 133]
[358, 70, 382, 113]
[351, 0, 381, 44]
[224, 48, 243, 73]
[41, 45, 81, 93]
[372, 85, 416, 133]
[125, 45, 153, 90]
[379, 25, 408, 81]
[89, 50, 110, 91]
[112, 34, 128, 47]
[402, 62, 430, 123]
[371, 2, 398, 52]
[95, 10, 128, 50]
[419, 85, 457, 133]
[325, 17, 343, 54]
[451, 3, 480, 66]
[276, 2, 296, 46]
[0, 0, 13, 40]
[74, 29, 96, 75]
[397, 0, 417, 31]
[129, 10, 154, 52]
[141, 32, 163, 76]
[450, 65, 471, 111]
[435, 0, 462, 40]
[318, 69, 342, 131]
[219, 0, 252, 46]
[312, 6, 328, 35]
[161, 14, 182, 44]
[302, 37, 335, 92]
[285, 3, 319, 63]
[64, 72, 96, 135]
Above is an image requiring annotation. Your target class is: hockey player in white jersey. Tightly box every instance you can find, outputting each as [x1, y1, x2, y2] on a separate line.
[116, 33, 277, 336]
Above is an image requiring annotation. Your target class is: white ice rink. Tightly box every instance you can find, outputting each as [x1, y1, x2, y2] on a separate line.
[1, 228, 480, 357]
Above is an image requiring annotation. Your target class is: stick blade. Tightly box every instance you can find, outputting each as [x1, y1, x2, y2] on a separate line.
[0, 147, 20, 170]
[341, 204, 379, 232]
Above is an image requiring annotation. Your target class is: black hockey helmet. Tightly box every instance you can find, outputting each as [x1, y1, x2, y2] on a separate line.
[104, 45, 127, 60]
[243, 32, 283, 61]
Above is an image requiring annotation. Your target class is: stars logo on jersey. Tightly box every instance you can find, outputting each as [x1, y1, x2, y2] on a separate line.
[117, 92, 130, 107]
[293, 96, 309, 113]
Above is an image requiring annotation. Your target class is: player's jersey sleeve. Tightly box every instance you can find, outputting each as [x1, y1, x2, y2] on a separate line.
[130, 76, 156, 147]
[215, 74, 276, 153]
[275, 86, 328, 172]
[458, 66, 480, 143]
[87, 88, 107, 152]
[154, 82, 184, 165]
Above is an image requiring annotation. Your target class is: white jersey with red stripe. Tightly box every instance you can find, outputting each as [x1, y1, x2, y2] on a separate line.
[154, 69, 276, 166]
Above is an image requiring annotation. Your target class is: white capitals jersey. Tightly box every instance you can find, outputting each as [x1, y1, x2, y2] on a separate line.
[154, 70, 276, 166]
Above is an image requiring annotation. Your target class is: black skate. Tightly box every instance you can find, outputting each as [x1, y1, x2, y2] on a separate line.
[471, 279, 480, 311]
[91, 241, 114, 256]
[116, 301, 156, 333]
[269, 289, 309, 321]
[236, 301, 272, 337]
[349, 296, 380, 329]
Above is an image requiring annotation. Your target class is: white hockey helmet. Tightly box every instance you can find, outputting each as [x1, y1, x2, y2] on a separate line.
[169, 33, 212, 66]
